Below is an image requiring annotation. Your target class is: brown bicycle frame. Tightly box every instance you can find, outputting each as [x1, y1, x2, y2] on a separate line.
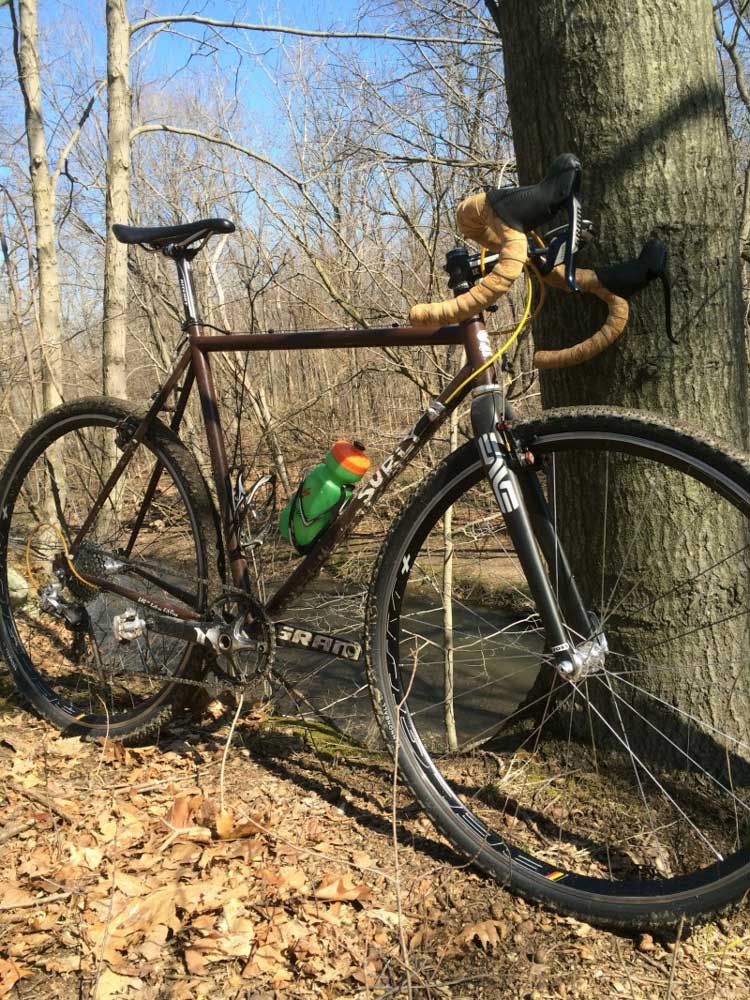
[71, 252, 497, 623]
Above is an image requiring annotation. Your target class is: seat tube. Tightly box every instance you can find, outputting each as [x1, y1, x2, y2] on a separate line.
[470, 384, 576, 659]
[174, 253, 250, 590]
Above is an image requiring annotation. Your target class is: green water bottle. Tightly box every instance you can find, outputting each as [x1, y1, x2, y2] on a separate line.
[279, 440, 371, 553]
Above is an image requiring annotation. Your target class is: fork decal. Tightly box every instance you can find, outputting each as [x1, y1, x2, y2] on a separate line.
[478, 433, 520, 514]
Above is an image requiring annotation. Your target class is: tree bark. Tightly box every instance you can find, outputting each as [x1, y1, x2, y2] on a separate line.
[102, 0, 130, 399]
[499, 0, 750, 752]
[11, 0, 63, 414]
[499, 0, 748, 444]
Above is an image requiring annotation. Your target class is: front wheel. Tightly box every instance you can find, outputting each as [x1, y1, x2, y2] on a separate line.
[366, 407, 750, 928]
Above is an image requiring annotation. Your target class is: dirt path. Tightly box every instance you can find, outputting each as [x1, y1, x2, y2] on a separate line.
[0, 680, 748, 999]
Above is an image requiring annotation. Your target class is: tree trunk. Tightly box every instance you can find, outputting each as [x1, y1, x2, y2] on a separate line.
[102, 0, 130, 400]
[442, 409, 459, 751]
[499, 0, 748, 440]
[499, 0, 750, 752]
[11, 0, 63, 415]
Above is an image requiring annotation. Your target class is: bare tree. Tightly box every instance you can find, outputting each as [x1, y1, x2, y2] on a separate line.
[102, 0, 129, 400]
[9, 0, 63, 415]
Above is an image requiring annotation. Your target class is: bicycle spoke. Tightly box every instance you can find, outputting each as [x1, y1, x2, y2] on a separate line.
[603, 670, 750, 814]
[1, 405, 205, 731]
[582, 676, 724, 862]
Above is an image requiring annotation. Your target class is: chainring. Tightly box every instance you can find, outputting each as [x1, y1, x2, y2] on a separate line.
[205, 588, 276, 692]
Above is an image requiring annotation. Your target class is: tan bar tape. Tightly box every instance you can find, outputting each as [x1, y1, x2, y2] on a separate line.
[408, 193, 529, 328]
[533, 265, 629, 370]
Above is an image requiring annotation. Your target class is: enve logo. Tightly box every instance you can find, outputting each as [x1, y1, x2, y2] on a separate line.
[478, 433, 520, 514]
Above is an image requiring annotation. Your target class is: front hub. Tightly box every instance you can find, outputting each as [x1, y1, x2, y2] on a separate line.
[556, 617, 608, 682]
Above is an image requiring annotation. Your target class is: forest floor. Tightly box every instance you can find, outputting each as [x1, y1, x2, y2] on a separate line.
[0, 675, 749, 1000]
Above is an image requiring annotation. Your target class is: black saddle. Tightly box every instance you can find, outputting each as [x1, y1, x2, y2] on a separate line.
[112, 218, 235, 250]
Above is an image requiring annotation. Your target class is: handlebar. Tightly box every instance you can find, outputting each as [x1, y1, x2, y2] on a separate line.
[408, 155, 672, 369]
[533, 265, 629, 369]
[408, 193, 529, 327]
[534, 239, 672, 368]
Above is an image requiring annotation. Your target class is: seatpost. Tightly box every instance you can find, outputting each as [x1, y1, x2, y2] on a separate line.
[168, 249, 200, 326]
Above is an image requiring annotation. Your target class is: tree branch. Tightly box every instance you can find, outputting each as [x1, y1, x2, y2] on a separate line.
[129, 14, 497, 47]
[129, 123, 303, 187]
[51, 78, 107, 190]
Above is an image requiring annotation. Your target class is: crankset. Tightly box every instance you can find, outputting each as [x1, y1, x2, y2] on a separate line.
[112, 588, 276, 694]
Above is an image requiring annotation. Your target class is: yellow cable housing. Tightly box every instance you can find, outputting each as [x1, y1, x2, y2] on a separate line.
[445, 265, 535, 404]
[25, 523, 97, 594]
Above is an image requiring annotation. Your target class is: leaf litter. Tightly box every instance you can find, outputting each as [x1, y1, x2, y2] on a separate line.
[0, 700, 748, 998]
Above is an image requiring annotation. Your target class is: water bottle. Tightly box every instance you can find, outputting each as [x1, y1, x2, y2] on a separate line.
[279, 440, 371, 553]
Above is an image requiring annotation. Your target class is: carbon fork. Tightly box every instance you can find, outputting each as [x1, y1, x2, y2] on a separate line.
[470, 385, 593, 667]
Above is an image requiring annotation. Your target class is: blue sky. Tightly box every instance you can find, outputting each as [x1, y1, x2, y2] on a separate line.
[20, 0, 387, 164]
[35, 1, 377, 88]
[0, 2, 382, 178]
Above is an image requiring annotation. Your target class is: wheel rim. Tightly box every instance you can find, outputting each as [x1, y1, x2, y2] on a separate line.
[0, 412, 206, 730]
[382, 428, 750, 900]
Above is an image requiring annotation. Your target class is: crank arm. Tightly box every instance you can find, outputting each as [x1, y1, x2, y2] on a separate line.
[114, 610, 262, 656]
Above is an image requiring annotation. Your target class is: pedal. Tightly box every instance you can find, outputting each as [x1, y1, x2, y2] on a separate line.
[113, 609, 147, 643]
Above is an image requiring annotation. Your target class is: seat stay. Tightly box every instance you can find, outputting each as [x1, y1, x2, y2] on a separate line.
[70, 347, 193, 554]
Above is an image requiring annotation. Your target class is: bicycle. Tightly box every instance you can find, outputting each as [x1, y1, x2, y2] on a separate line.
[2, 153, 750, 930]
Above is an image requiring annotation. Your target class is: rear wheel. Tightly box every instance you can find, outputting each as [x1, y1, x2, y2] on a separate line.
[366, 408, 750, 928]
[0, 398, 219, 740]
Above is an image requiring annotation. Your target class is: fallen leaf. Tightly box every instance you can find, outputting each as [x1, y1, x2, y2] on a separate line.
[84, 846, 103, 870]
[458, 919, 508, 953]
[0, 885, 36, 908]
[242, 943, 291, 979]
[69, 844, 103, 871]
[350, 850, 374, 870]
[638, 933, 656, 952]
[369, 907, 401, 928]
[184, 946, 209, 975]
[49, 736, 86, 758]
[93, 968, 143, 999]
[215, 808, 265, 840]
[98, 817, 118, 842]
[166, 842, 205, 864]
[40, 954, 80, 974]
[315, 873, 371, 903]
[165, 794, 200, 830]
[352, 957, 383, 988]
[99, 740, 130, 765]
[112, 872, 149, 897]
[277, 866, 307, 892]
[258, 865, 307, 894]
[0, 958, 30, 997]
[87, 886, 181, 961]
[11, 757, 34, 777]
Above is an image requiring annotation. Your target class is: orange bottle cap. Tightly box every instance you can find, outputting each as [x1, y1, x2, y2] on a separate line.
[331, 440, 371, 476]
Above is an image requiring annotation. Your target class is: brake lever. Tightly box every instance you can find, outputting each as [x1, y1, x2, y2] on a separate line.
[528, 219, 594, 277]
[596, 238, 675, 346]
[563, 191, 582, 291]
